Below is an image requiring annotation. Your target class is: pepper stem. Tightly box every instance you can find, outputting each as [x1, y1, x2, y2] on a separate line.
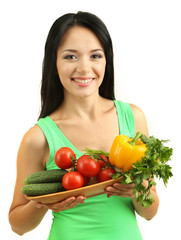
[129, 132, 143, 145]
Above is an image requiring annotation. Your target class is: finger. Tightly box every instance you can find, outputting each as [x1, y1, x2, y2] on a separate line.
[42, 195, 87, 212]
[33, 201, 42, 208]
[54, 197, 77, 210]
[105, 191, 134, 198]
[113, 183, 135, 190]
[105, 186, 123, 196]
[64, 196, 86, 208]
[105, 186, 134, 198]
[59, 196, 86, 210]
[42, 196, 76, 211]
[106, 186, 123, 193]
[59, 196, 86, 212]
[75, 195, 86, 203]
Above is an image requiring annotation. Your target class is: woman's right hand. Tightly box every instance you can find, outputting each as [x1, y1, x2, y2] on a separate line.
[34, 195, 86, 213]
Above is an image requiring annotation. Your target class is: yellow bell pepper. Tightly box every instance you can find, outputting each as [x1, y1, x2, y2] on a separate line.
[109, 132, 147, 172]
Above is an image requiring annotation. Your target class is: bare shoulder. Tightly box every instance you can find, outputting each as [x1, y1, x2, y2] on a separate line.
[129, 104, 149, 137]
[19, 125, 49, 168]
[130, 104, 145, 119]
[22, 125, 47, 150]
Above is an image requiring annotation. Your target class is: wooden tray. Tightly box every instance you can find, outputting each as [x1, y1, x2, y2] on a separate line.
[25, 178, 121, 204]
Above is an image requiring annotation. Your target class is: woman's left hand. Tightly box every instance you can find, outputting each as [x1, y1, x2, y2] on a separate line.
[105, 183, 135, 198]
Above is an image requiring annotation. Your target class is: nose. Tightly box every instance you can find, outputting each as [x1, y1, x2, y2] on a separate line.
[76, 57, 90, 74]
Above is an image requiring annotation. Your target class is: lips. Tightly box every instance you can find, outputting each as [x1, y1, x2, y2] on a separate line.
[71, 77, 95, 86]
[71, 77, 95, 83]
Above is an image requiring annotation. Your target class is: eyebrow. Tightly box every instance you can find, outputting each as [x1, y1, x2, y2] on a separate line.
[61, 48, 104, 53]
[91, 49, 104, 53]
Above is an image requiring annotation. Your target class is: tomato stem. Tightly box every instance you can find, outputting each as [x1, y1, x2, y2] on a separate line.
[83, 148, 115, 169]
[97, 155, 115, 169]
[84, 148, 109, 157]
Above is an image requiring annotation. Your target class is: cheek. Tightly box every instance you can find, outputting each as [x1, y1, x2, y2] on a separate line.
[57, 62, 74, 80]
[94, 62, 106, 79]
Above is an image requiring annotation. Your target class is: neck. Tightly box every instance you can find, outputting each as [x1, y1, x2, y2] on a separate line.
[59, 93, 103, 121]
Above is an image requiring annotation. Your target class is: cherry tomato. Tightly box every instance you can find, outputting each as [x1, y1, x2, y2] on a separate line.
[62, 172, 84, 190]
[97, 168, 116, 182]
[77, 155, 101, 177]
[54, 147, 76, 169]
[97, 155, 110, 168]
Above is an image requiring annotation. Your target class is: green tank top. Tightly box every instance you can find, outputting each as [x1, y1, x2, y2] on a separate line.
[36, 100, 142, 240]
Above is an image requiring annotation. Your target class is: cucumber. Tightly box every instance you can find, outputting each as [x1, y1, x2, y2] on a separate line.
[24, 169, 67, 185]
[21, 182, 64, 196]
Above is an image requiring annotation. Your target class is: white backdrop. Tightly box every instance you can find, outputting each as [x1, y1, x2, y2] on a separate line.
[1, 0, 180, 239]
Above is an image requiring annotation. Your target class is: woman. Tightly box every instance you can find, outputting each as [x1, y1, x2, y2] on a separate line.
[9, 11, 159, 240]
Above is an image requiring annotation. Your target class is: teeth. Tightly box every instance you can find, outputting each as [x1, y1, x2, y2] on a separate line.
[73, 78, 93, 83]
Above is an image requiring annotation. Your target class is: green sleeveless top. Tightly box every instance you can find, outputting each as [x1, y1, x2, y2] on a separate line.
[36, 100, 142, 240]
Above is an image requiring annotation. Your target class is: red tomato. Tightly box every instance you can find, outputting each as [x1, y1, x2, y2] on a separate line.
[83, 176, 90, 186]
[77, 155, 101, 177]
[54, 147, 76, 169]
[97, 168, 116, 182]
[97, 155, 110, 168]
[62, 172, 84, 190]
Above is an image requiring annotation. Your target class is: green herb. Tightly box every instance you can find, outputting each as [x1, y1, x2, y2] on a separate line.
[112, 134, 173, 207]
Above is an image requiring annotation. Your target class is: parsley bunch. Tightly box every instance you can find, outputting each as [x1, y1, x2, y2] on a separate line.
[112, 134, 173, 207]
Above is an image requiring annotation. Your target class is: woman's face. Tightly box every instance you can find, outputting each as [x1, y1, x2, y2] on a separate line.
[56, 26, 106, 99]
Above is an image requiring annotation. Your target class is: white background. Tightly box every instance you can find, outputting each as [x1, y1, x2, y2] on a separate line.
[1, 0, 180, 239]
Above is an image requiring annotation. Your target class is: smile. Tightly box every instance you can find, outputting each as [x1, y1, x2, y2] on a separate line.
[72, 78, 94, 83]
[71, 77, 95, 87]
[71, 77, 95, 83]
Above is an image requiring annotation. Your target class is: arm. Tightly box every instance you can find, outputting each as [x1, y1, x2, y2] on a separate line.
[9, 125, 86, 235]
[130, 104, 159, 220]
[106, 179, 159, 220]
[131, 180, 159, 220]
[8, 126, 49, 235]
[105, 104, 159, 220]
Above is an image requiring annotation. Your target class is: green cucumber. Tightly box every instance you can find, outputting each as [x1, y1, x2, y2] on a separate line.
[21, 182, 64, 196]
[24, 169, 67, 185]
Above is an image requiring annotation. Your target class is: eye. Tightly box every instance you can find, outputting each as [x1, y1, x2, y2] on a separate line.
[90, 54, 103, 59]
[64, 55, 77, 60]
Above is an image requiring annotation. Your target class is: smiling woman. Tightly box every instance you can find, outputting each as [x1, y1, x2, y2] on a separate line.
[39, 12, 115, 118]
[9, 11, 159, 240]
[56, 26, 106, 98]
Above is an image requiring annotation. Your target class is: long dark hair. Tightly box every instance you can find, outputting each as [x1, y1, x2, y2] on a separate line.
[39, 11, 115, 119]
